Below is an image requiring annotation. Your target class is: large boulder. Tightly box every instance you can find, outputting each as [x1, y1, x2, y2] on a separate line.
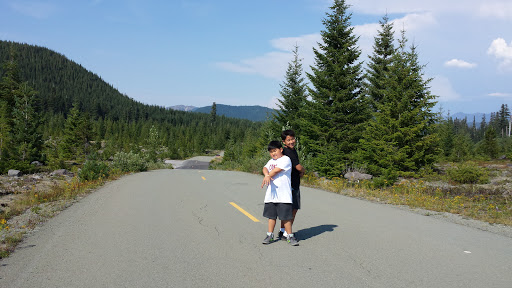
[344, 171, 373, 181]
[8, 169, 22, 177]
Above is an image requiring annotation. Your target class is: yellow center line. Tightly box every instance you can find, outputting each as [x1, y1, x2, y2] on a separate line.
[229, 202, 260, 222]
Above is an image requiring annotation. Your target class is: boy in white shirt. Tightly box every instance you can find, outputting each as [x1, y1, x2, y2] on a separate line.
[261, 140, 298, 246]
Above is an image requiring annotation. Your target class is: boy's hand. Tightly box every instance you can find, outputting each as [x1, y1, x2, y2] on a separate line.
[261, 175, 272, 188]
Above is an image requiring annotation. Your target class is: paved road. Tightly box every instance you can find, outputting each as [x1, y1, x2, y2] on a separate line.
[166, 156, 215, 170]
[1, 168, 512, 287]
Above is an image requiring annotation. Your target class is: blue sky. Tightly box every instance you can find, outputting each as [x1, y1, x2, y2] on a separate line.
[1, 0, 511, 115]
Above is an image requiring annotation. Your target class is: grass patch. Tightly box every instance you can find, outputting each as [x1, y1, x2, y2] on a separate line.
[301, 175, 512, 226]
[0, 232, 24, 258]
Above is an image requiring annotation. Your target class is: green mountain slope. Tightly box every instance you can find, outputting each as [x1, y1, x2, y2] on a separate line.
[0, 40, 200, 124]
[0, 40, 261, 163]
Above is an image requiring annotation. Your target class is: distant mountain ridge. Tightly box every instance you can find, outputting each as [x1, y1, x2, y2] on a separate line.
[169, 105, 197, 112]
[171, 104, 276, 122]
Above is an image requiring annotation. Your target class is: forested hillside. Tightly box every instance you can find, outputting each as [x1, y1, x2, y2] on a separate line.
[0, 40, 260, 172]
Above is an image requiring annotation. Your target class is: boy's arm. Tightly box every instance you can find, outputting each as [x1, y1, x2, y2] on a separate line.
[261, 167, 283, 188]
[296, 163, 305, 177]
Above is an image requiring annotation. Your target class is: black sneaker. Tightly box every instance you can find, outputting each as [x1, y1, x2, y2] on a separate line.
[287, 234, 299, 246]
[262, 233, 274, 244]
[278, 231, 286, 240]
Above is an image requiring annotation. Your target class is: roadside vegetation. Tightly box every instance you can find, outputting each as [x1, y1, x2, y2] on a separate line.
[213, 154, 512, 226]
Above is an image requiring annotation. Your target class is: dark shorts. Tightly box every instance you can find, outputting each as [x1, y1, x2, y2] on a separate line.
[292, 188, 301, 210]
[263, 203, 293, 220]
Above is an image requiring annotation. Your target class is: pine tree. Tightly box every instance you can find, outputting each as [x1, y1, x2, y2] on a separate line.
[210, 102, 217, 126]
[275, 44, 307, 132]
[0, 45, 21, 109]
[482, 127, 498, 159]
[498, 104, 510, 137]
[365, 14, 396, 111]
[0, 100, 10, 167]
[358, 29, 440, 175]
[11, 82, 42, 167]
[301, 0, 370, 178]
[479, 114, 487, 140]
[450, 131, 473, 162]
[59, 105, 92, 162]
[471, 116, 477, 141]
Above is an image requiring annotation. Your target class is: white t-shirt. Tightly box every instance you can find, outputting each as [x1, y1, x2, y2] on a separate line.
[263, 155, 292, 203]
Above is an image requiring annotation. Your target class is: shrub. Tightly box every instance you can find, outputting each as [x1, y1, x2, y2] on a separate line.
[446, 162, 489, 184]
[111, 151, 148, 172]
[78, 160, 110, 181]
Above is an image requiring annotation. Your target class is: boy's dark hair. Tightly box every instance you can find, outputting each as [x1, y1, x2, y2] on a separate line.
[267, 140, 282, 151]
[281, 129, 295, 141]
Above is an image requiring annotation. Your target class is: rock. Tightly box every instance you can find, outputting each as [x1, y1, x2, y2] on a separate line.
[31, 174, 42, 180]
[51, 169, 73, 176]
[31, 161, 43, 166]
[344, 171, 373, 181]
[8, 170, 22, 177]
[164, 160, 173, 164]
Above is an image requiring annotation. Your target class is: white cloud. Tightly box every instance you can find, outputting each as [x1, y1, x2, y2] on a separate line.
[216, 34, 321, 80]
[216, 51, 292, 80]
[479, 2, 512, 20]
[430, 76, 462, 102]
[488, 38, 512, 69]
[9, 1, 57, 19]
[268, 97, 280, 109]
[444, 59, 477, 69]
[488, 92, 512, 98]
[392, 12, 437, 32]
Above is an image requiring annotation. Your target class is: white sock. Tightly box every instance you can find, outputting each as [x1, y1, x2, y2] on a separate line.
[287, 233, 294, 238]
[267, 232, 273, 236]
[283, 231, 289, 237]
[280, 228, 285, 233]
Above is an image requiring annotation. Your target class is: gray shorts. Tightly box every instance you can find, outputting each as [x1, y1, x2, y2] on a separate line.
[263, 203, 293, 220]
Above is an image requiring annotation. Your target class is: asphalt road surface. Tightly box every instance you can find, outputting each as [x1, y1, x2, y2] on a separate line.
[1, 163, 511, 287]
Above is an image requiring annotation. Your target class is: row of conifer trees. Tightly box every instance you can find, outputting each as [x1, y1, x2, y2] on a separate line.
[267, 0, 510, 181]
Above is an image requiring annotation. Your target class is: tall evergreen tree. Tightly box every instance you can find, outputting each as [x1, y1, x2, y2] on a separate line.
[301, 0, 370, 178]
[365, 14, 396, 111]
[59, 105, 91, 162]
[210, 102, 217, 126]
[275, 44, 308, 132]
[11, 82, 42, 166]
[482, 127, 499, 159]
[358, 29, 440, 175]
[0, 100, 10, 166]
[471, 115, 477, 141]
[0, 45, 21, 109]
[479, 114, 487, 140]
[498, 104, 510, 137]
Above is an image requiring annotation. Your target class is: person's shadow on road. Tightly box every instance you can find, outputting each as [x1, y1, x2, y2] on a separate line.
[296, 224, 337, 241]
